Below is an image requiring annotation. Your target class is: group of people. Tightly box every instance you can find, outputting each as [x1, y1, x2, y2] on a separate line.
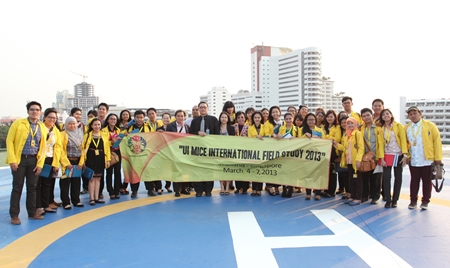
[6, 96, 443, 225]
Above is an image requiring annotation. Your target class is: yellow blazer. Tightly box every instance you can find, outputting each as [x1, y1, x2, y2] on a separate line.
[6, 118, 48, 168]
[335, 130, 364, 172]
[377, 121, 408, 159]
[79, 131, 111, 167]
[248, 124, 267, 138]
[146, 120, 164, 132]
[404, 119, 442, 161]
[278, 125, 299, 137]
[325, 125, 342, 143]
[47, 126, 63, 168]
[299, 126, 325, 138]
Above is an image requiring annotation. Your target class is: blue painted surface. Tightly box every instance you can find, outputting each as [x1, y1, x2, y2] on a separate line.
[1, 164, 450, 267]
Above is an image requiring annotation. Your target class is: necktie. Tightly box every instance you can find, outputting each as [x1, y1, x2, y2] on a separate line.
[200, 117, 205, 132]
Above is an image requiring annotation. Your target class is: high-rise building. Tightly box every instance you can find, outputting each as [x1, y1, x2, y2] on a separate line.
[199, 86, 231, 119]
[231, 90, 263, 112]
[72, 82, 99, 123]
[52, 90, 74, 113]
[251, 45, 342, 112]
[321, 77, 342, 112]
[400, 96, 449, 143]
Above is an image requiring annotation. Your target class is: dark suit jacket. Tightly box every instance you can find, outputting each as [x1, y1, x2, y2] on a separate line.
[166, 121, 190, 133]
[189, 115, 220, 135]
[224, 125, 236, 136]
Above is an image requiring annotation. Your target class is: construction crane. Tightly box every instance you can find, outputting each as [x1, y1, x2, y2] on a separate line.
[71, 71, 88, 82]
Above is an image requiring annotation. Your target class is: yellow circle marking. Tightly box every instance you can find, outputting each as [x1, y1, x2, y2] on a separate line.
[0, 190, 449, 267]
[0, 193, 195, 268]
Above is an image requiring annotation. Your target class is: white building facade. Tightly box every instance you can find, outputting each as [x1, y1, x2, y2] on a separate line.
[400, 97, 450, 143]
[199, 86, 231, 119]
[250, 45, 341, 112]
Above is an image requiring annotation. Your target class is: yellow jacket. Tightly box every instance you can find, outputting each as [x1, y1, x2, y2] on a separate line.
[335, 130, 364, 172]
[324, 125, 342, 143]
[248, 124, 267, 138]
[349, 111, 363, 126]
[79, 131, 111, 167]
[299, 126, 325, 138]
[377, 121, 408, 158]
[404, 119, 442, 161]
[47, 126, 63, 168]
[146, 120, 164, 132]
[6, 118, 48, 168]
[278, 125, 299, 137]
[59, 131, 80, 168]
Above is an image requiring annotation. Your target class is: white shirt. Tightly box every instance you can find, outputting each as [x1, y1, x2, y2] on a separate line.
[176, 122, 186, 134]
[406, 119, 432, 167]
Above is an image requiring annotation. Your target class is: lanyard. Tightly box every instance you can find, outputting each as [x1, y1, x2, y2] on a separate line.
[412, 120, 422, 141]
[286, 125, 293, 135]
[364, 126, 371, 141]
[29, 121, 38, 139]
[178, 124, 183, 133]
[383, 125, 392, 144]
[238, 125, 244, 136]
[92, 136, 101, 149]
[255, 124, 261, 135]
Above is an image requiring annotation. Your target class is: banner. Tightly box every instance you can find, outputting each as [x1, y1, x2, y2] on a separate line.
[120, 132, 332, 189]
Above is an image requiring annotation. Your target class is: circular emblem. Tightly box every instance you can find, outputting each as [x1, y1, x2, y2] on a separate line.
[127, 135, 147, 154]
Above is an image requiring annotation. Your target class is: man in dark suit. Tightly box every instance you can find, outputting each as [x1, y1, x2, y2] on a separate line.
[167, 109, 191, 197]
[189, 101, 220, 197]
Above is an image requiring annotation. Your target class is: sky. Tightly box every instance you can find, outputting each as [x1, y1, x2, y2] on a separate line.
[1, 0, 449, 119]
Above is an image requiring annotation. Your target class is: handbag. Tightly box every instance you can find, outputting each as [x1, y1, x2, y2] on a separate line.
[430, 162, 445, 192]
[358, 136, 376, 172]
[110, 151, 120, 166]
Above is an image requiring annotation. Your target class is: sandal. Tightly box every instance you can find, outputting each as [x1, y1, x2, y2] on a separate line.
[224, 192, 230, 195]
[315, 195, 322, 201]
[220, 192, 225, 195]
[90, 200, 95, 205]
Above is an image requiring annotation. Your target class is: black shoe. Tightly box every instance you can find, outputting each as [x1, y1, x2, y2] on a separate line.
[181, 190, 190, 195]
[131, 191, 137, 198]
[165, 187, 173, 193]
[205, 192, 212, 197]
[230, 185, 235, 190]
[148, 190, 156, 196]
[157, 190, 162, 195]
[175, 192, 180, 197]
[234, 190, 240, 194]
[370, 199, 378, 204]
[195, 192, 202, 197]
[391, 202, 397, 208]
[282, 186, 287, 197]
[361, 197, 368, 203]
[242, 191, 247, 195]
[95, 199, 105, 204]
[384, 202, 391, 208]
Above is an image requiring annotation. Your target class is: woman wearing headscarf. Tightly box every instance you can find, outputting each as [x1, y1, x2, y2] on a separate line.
[59, 116, 84, 209]
[234, 111, 249, 194]
[333, 117, 364, 206]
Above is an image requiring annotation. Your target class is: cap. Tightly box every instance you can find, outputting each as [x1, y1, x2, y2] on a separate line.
[406, 106, 421, 113]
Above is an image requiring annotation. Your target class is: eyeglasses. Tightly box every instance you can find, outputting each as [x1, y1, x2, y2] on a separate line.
[198, 106, 207, 109]
[29, 108, 41, 112]
[46, 116, 57, 120]
[342, 101, 352, 105]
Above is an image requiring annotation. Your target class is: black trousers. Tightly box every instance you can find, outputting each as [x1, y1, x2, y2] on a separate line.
[145, 181, 162, 191]
[252, 182, 263, 191]
[194, 181, 213, 193]
[60, 159, 81, 206]
[82, 175, 89, 191]
[382, 155, 404, 203]
[235, 181, 249, 191]
[173, 182, 189, 193]
[326, 162, 337, 195]
[362, 170, 382, 201]
[106, 150, 122, 196]
[130, 182, 140, 192]
[348, 164, 362, 200]
[10, 156, 38, 217]
[37, 157, 54, 209]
